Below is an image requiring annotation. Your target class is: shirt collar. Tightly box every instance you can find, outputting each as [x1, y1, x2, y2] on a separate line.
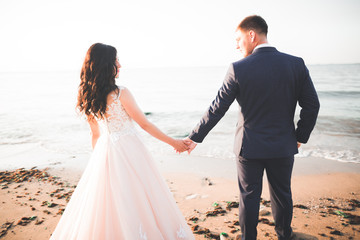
[254, 43, 273, 51]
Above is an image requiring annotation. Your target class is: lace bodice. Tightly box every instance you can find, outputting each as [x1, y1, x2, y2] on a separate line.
[104, 86, 136, 140]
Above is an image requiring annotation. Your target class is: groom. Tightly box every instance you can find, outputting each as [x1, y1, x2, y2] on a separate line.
[185, 15, 320, 240]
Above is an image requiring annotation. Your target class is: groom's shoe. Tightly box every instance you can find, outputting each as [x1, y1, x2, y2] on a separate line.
[289, 232, 319, 240]
[289, 232, 296, 240]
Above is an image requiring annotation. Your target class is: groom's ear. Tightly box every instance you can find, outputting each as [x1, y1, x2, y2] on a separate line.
[249, 30, 255, 43]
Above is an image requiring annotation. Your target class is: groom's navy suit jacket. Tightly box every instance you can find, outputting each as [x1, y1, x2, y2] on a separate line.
[189, 47, 320, 159]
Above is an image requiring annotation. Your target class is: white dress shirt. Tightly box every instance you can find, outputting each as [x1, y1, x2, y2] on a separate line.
[254, 43, 273, 51]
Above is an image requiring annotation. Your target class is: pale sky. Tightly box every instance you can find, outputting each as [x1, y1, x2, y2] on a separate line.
[1, 0, 360, 72]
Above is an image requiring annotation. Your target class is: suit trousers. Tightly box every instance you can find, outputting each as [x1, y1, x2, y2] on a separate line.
[236, 155, 294, 240]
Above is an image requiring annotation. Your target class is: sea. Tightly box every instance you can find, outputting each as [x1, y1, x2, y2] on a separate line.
[0, 64, 359, 171]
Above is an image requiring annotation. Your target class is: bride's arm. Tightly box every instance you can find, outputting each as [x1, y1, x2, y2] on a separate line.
[120, 88, 189, 152]
[87, 116, 100, 149]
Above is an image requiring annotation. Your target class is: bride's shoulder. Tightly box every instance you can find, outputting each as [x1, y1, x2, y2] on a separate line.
[117, 85, 130, 96]
[117, 85, 125, 90]
[107, 86, 130, 104]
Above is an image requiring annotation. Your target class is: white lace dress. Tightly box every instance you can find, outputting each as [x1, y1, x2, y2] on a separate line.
[50, 86, 194, 240]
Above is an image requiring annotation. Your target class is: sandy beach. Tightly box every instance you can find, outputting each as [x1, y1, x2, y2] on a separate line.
[1, 62, 359, 239]
[1, 154, 360, 240]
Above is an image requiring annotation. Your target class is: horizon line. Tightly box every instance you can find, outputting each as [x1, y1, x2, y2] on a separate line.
[1, 63, 360, 74]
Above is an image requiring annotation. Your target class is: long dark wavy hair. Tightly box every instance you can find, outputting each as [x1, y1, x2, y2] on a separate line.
[77, 43, 119, 119]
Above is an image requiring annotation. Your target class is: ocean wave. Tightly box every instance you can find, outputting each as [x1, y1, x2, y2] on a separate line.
[315, 116, 360, 136]
[0, 131, 35, 145]
[298, 148, 360, 163]
[317, 90, 360, 98]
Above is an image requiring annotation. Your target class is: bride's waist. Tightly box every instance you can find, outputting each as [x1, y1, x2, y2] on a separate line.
[107, 127, 138, 141]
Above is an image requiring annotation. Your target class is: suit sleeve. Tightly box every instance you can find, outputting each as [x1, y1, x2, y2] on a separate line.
[189, 64, 239, 143]
[295, 60, 320, 143]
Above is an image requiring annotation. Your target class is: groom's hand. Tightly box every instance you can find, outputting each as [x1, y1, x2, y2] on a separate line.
[173, 139, 190, 154]
[183, 137, 197, 154]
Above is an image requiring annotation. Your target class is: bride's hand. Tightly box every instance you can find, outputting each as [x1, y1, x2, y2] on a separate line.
[172, 139, 190, 153]
[183, 137, 197, 154]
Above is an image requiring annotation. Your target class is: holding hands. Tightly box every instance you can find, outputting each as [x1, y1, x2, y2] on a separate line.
[183, 137, 197, 154]
[172, 137, 197, 154]
[171, 139, 190, 153]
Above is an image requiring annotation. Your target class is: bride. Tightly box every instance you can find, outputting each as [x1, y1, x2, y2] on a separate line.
[50, 43, 195, 239]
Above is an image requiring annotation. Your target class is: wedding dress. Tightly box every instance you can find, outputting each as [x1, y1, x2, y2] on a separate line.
[50, 86, 194, 240]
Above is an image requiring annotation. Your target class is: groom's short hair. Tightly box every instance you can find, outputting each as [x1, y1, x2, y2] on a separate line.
[237, 15, 268, 36]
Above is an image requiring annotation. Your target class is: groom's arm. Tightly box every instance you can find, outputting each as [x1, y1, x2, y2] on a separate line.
[295, 61, 320, 143]
[189, 64, 239, 143]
